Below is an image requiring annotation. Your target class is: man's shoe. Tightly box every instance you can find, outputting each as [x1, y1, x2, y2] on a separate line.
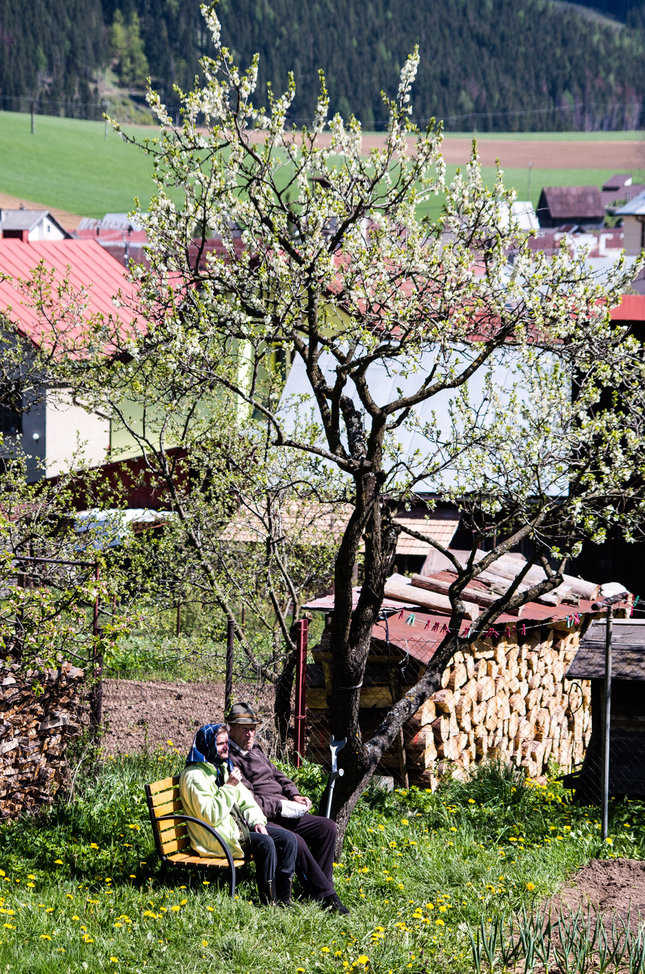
[321, 892, 350, 915]
[258, 879, 276, 906]
[276, 877, 294, 907]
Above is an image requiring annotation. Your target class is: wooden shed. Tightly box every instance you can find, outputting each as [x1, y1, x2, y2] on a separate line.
[562, 619, 645, 802]
[536, 186, 605, 229]
[305, 554, 629, 788]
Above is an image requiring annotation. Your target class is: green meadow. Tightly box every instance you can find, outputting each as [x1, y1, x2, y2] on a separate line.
[0, 750, 643, 974]
[0, 110, 642, 221]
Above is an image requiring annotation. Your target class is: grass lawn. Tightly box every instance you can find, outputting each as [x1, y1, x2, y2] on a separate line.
[0, 749, 643, 974]
[1, 110, 642, 222]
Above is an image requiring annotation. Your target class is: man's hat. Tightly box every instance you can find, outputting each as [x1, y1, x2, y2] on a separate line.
[226, 702, 259, 725]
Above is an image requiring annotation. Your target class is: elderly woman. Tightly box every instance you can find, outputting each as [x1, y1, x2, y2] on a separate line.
[179, 723, 298, 905]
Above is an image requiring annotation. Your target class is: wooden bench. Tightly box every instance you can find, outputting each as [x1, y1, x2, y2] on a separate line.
[145, 775, 245, 898]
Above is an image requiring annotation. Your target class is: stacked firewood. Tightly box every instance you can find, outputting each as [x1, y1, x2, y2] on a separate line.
[413, 626, 591, 787]
[0, 657, 88, 819]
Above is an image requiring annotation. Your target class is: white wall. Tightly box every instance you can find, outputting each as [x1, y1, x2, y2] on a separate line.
[622, 215, 644, 256]
[45, 388, 110, 477]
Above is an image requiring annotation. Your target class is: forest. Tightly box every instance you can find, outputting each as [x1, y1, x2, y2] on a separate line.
[0, 0, 644, 130]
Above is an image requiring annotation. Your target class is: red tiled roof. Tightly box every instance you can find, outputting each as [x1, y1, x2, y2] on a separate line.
[0, 238, 144, 350]
[610, 293, 645, 322]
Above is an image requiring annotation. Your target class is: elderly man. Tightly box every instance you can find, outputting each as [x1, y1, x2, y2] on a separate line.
[226, 702, 349, 915]
[180, 722, 298, 906]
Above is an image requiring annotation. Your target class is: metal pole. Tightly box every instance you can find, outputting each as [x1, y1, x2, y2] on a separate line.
[90, 562, 103, 731]
[601, 606, 613, 841]
[225, 618, 234, 715]
[293, 617, 308, 767]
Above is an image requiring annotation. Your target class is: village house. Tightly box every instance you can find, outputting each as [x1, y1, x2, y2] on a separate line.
[0, 237, 142, 482]
[0, 208, 69, 242]
[536, 186, 605, 230]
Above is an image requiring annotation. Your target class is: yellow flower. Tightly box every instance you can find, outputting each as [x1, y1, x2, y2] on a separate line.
[606, 837, 613, 845]
[355, 956, 369, 966]
[526, 882, 535, 891]
[54, 860, 63, 865]
[201, 940, 208, 947]
[110, 958, 119, 963]
[40, 934, 52, 940]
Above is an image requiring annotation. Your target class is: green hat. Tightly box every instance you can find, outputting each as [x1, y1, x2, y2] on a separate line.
[226, 702, 259, 725]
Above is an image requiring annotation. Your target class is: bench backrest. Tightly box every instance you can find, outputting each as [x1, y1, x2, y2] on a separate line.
[145, 774, 191, 862]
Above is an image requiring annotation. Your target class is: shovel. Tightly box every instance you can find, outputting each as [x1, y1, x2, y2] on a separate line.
[323, 737, 346, 818]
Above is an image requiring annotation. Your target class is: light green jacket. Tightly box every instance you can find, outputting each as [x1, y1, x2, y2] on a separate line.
[179, 761, 266, 859]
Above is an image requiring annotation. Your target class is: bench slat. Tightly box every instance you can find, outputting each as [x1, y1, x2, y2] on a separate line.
[152, 797, 183, 817]
[147, 777, 179, 796]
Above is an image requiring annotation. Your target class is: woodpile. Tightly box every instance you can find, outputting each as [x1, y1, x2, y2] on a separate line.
[306, 622, 592, 788]
[0, 656, 89, 819]
[413, 626, 591, 788]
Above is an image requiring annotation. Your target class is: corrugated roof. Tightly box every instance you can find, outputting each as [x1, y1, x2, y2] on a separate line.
[395, 517, 459, 555]
[307, 552, 628, 667]
[540, 186, 604, 220]
[566, 619, 645, 681]
[0, 238, 143, 349]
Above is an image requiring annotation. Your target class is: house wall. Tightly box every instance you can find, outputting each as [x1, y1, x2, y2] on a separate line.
[29, 218, 67, 242]
[622, 215, 645, 256]
[44, 388, 110, 477]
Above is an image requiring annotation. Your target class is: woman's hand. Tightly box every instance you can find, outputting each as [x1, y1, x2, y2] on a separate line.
[253, 823, 268, 834]
[228, 767, 242, 786]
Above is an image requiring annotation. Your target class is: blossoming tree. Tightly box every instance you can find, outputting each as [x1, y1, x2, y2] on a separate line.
[99, 4, 645, 844]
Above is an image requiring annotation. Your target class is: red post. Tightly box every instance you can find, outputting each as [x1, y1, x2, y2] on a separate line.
[90, 561, 103, 731]
[293, 616, 308, 767]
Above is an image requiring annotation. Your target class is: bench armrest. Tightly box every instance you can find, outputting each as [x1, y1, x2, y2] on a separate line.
[154, 813, 237, 872]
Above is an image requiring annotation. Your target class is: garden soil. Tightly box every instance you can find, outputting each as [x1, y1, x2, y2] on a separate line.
[98, 677, 274, 757]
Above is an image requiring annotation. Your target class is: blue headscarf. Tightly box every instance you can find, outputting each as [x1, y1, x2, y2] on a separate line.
[186, 723, 233, 784]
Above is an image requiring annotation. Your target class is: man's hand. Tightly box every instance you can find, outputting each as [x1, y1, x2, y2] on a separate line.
[228, 767, 242, 786]
[294, 795, 312, 810]
[253, 823, 268, 834]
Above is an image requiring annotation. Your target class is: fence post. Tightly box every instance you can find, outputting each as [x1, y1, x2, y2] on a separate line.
[601, 606, 613, 841]
[225, 617, 235, 715]
[90, 561, 103, 731]
[293, 616, 308, 767]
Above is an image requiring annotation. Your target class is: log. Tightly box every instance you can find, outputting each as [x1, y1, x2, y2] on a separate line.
[384, 574, 479, 619]
[410, 573, 500, 608]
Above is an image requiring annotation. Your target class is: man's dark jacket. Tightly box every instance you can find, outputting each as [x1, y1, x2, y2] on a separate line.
[229, 744, 301, 818]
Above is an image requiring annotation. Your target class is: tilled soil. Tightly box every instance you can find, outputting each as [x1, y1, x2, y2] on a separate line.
[98, 678, 274, 758]
[557, 858, 645, 921]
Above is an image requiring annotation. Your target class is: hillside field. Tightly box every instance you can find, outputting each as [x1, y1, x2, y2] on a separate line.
[1, 111, 644, 227]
